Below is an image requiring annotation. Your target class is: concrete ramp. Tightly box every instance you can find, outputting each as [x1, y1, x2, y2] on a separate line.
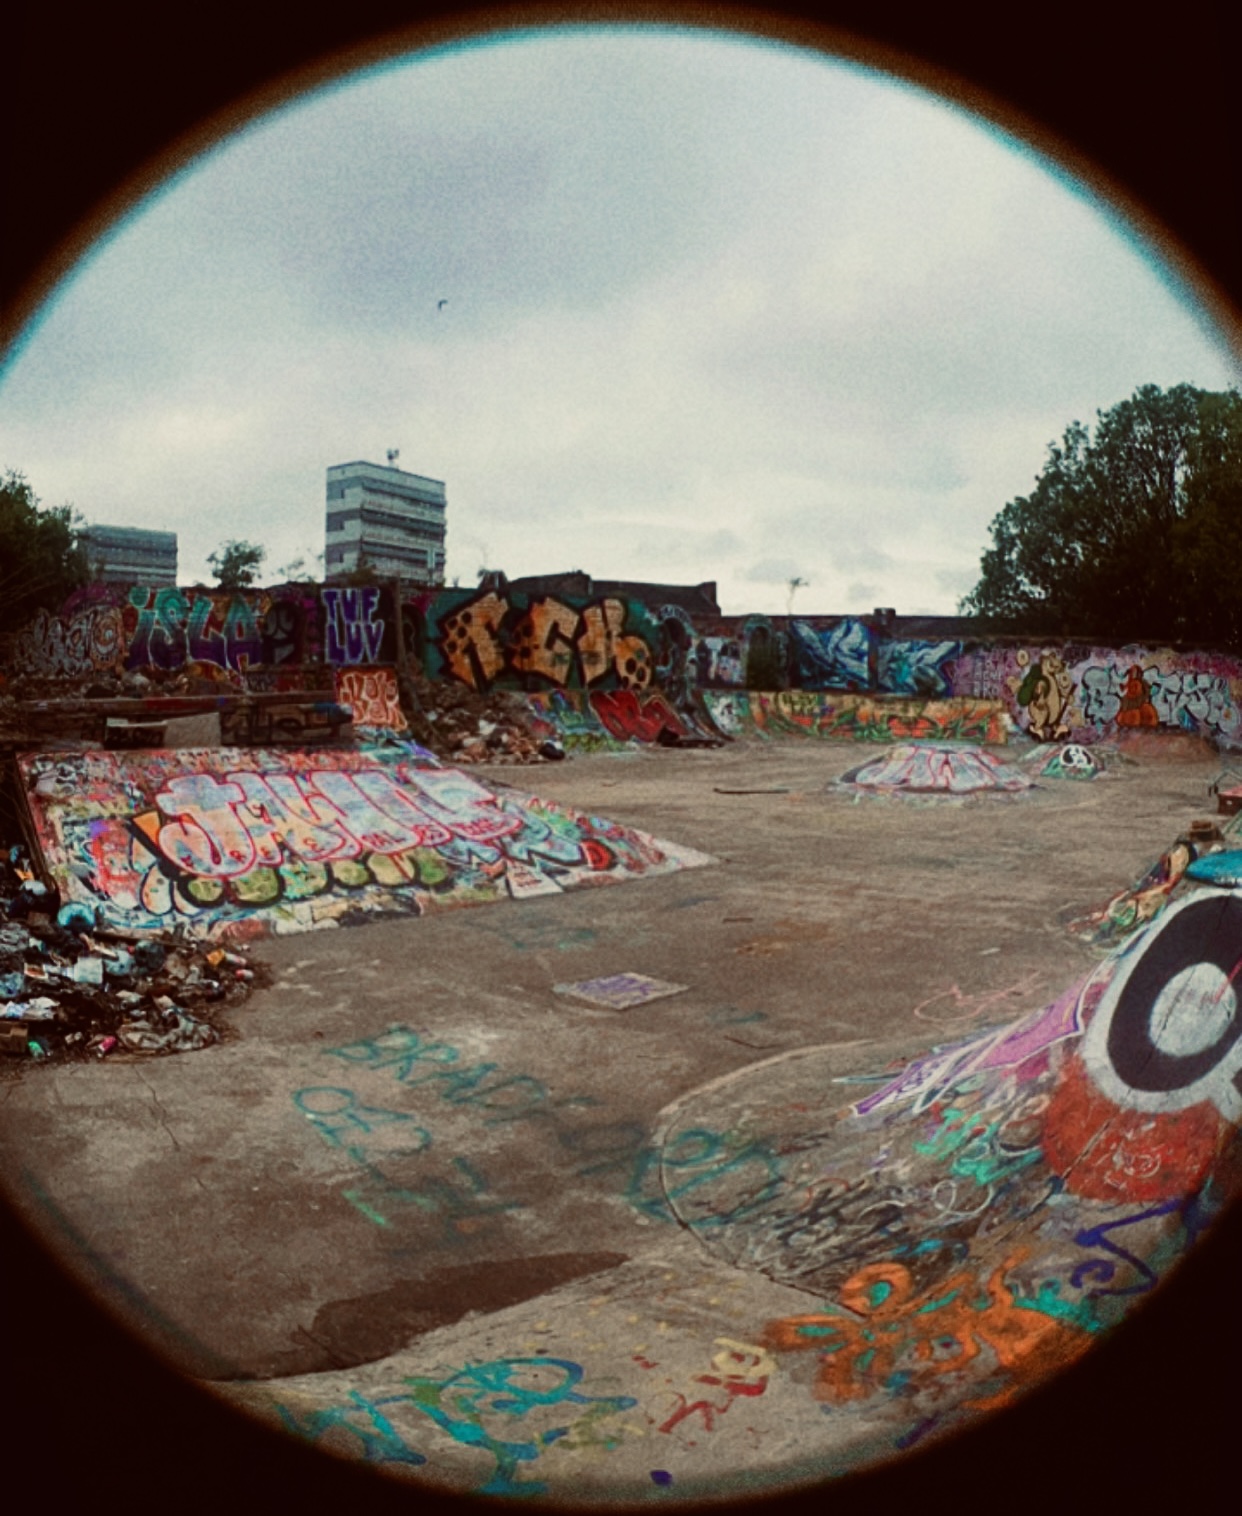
[654, 886, 1242, 1428]
[700, 689, 1007, 743]
[524, 690, 635, 752]
[523, 688, 725, 749]
[18, 745, 713, 941]
[839, 742, 1033, 794]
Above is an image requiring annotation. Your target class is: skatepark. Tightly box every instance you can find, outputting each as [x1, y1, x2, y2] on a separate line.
[3, 731, 1239, 1505]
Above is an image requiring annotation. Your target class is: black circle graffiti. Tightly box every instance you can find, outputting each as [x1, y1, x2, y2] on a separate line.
[1106, 894, 1242, 1094]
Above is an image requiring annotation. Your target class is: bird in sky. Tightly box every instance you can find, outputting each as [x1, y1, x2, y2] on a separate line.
[437, 299, 448, 310]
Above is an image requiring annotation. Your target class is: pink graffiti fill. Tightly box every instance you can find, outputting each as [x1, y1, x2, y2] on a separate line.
[153, 766, 521, 877]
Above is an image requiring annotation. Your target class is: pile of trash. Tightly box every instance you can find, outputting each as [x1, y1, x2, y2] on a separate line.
[408, 673, 561, 765]
[0, 843, 265, 1070]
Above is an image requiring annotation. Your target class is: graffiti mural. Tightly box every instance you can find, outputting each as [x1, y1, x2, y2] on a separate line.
[405, 1357, 639, 1496]
[428, 589, 657, 693]
[12, 600, 127, 678]
[20, 745, 712, 940]
[876, 639, 961, 698]
[646, 891, 1242, 1439]
[651, 1338, 773, 1436]
[654, 604, 696, 705]
[322, 586, 387, 665]
[524, 691, 630, 752]
[1008, 648, 1078, 739]
[764, 1254, 1089, 1414]
[692, 634, 745, 689]
[838, 743, 1033, 795]
[699, 690, 1006, 744]
[955, 644, 1242, 743]
[12, 582, 329, 685]
[334, 666, 408, 733]
[126, 585, 266, 674]
[790, 617, 872, 690]
[590, 689, 687, 744]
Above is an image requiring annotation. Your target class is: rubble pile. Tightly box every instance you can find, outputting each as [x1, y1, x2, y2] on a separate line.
[0, 843, 266, 1071]
[408, 673, 560, 765]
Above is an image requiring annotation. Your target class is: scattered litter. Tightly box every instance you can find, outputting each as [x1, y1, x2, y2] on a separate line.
[0, 923, 31, 957]
[57, 901, 97, 933]
[0, 837, 264, 1073]
[0, 998, 57, 1022]
[714, 787, 791, 795]
[0, 1025, 29, 1055]
[72, 956, 105, 986]
[553, 973, 690, 1010]
[980, 947, 1001, 956]
[116, 1006, 218, 1055]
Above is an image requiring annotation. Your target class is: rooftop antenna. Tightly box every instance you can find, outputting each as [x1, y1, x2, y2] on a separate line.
[387, 448, 400, 466]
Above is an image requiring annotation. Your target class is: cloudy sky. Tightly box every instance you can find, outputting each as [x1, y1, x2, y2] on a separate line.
[1, 25, 1237, 615]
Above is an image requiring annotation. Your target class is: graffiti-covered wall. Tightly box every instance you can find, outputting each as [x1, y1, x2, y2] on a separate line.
[417, 587, 662, 693]
[12, 581, 396, 683]
[954, 644, 1242, 744]
[13, 584, 1242, 745]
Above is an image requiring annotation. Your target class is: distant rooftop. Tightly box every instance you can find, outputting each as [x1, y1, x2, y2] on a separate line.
[499, 571, 720, 617]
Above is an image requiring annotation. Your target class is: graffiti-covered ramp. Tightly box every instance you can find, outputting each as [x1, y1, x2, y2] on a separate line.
[18, 744, 713, 941]
[649, 888, 1242, 1442]
[839, 742, 1032, 794]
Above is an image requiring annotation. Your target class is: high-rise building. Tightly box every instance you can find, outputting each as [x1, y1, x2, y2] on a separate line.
[324, 459, 447, 584]
[81, 524, 178, 585]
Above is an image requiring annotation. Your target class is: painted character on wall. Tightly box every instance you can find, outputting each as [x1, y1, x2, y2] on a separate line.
[1116, 664, 1159, 728]
[1010, 650, 1074, 740]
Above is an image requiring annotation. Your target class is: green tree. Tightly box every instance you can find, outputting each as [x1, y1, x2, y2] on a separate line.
[0, 470, 89, 634]
[961, 384, 1242, 644]
[207, 539, 266, 590]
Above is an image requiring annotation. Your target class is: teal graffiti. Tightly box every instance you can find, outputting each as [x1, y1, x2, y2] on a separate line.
[583, 1126, 784, 1227]
[322, 1026, 598, 1127]
[913, 1107, 1043, 1188]
[343, 1154, 519, 1233]
[277, 1389, 426, 1466]
[402, 1357, 637, 1497]
[293, 1085, 433, 1156]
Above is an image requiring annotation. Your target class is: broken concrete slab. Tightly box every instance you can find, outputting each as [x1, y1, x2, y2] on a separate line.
[554, 973, 690, 1010]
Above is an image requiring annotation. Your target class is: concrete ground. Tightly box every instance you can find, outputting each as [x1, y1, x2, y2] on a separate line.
[0, 738, 1227, 1504]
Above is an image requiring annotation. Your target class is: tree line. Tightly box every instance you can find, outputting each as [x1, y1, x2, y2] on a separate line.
[6, 382, 1242, 645]
[961, 383, 1242, 648]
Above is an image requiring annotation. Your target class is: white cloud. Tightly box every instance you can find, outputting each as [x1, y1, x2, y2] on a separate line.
[2, 28, 1236, 599]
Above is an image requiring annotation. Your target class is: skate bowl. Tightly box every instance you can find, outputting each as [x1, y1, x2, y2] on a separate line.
[207, 860, 1242, 1506]
[649, 884, 1242, 1466]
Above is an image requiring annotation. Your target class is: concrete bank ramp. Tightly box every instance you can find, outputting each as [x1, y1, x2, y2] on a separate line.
[657, 885, 1242, 1415]
[837, 742, 1032, 794]
[219, 888, 1242, 1505]
[18, 744, 712, 941]
[700, 689, 1007, 744]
